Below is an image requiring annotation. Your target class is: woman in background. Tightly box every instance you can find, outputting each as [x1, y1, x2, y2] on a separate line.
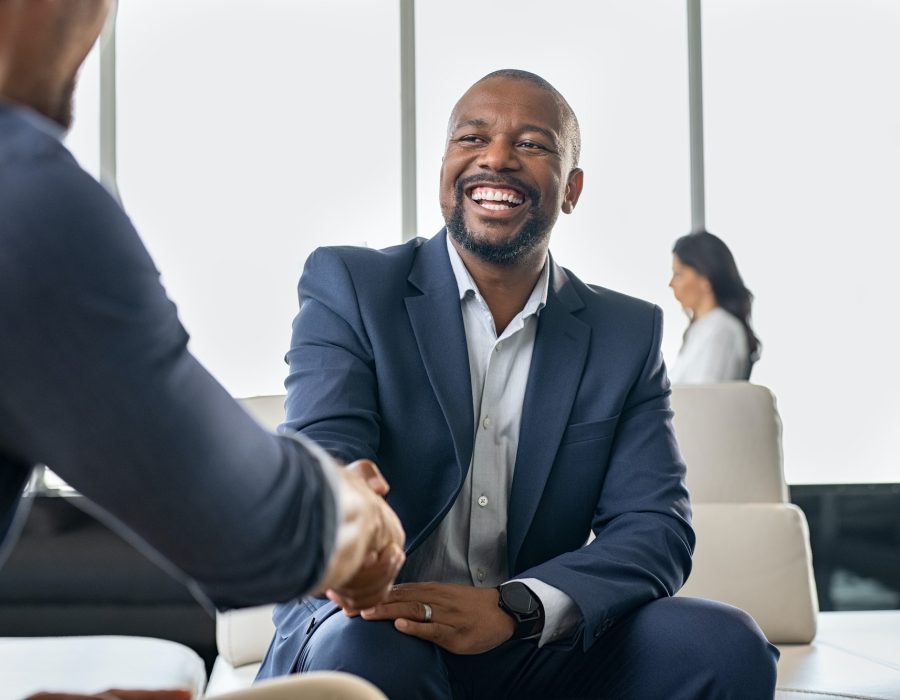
[668, 231, 760, 383]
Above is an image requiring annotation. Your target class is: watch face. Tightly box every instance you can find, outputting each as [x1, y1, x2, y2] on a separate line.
[503, 582, 538, 614]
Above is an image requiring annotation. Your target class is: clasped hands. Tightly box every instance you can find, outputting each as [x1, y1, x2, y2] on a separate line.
[316, 459, 406, 611]
[319, 461, 514, 655]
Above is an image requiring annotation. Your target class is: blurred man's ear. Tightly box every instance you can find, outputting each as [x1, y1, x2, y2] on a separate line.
[561, 169, 584, 215]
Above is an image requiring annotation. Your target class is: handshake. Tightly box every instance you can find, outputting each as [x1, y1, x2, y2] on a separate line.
[316, 460, 407, 614]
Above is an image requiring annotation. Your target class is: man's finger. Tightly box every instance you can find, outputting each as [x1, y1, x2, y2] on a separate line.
[394, 618, 451, 644]
[360, 601, 425, 622]
[325, 590, 361, 616]
[384, 581, 443, 605]
[346, 459, 390, 496]
[330, 547, 404, 608]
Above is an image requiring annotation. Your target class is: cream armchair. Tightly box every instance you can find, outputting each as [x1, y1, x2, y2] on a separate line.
[671, 383, 900, 699]
[672, 382, 818, 644]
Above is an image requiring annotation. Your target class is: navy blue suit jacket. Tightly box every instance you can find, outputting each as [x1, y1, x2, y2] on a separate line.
[0, 102, 336, 607]
[258, 230, 693, 676]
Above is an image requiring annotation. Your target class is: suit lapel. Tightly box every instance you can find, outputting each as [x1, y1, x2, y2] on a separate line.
[404, 231, 475, 500]
[507, 261, 590, 570]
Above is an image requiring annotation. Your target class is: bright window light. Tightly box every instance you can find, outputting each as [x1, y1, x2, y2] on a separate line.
[65, 42, 101, 179]
[704, 0, 900, 484]
[115, 1, 401, 398]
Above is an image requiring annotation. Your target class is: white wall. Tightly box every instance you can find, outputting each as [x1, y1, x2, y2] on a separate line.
[64, 1, 900, 485]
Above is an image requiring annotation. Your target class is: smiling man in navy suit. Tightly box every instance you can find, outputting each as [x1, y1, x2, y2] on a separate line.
[258, 70, 779, 698]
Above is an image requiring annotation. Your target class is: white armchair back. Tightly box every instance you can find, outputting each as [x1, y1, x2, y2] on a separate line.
[671, 383, 788, 503]
[671, 383, 818, 644]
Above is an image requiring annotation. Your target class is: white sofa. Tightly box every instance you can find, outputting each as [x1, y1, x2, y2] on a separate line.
[210, 389, 900, 699]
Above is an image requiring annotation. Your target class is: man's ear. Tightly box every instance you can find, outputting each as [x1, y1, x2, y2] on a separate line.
[561, 169, 584, 214]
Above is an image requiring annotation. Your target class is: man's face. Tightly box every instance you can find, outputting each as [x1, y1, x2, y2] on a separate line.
[439, 77, 583, 266]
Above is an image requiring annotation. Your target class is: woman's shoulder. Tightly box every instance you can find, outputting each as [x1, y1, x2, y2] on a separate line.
[694, 307, 745, 337]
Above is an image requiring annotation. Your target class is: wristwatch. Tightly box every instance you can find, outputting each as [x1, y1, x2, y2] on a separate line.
[497, 581, 545, 639]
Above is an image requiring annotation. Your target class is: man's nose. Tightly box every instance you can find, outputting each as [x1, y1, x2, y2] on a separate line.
[478, 138, 519, 171]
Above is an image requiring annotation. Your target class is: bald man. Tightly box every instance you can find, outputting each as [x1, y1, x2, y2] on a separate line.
[257, 70, 779, 698]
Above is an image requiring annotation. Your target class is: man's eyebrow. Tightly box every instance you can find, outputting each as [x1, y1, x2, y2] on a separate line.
[450, 119, 560, 146]
[451, 118, 490, 131]
[519, 123, 560, 146]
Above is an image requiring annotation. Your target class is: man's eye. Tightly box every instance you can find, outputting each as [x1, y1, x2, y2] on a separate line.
[519, 141, 547, 150]
[457, 135, 485, 144]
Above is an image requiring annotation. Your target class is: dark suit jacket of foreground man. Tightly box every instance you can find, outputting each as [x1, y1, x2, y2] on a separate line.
[257, 228, 695, 675]
[0, 101, 336, 607]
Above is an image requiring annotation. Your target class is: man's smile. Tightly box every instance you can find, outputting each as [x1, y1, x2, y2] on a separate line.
[455, 176, 538, 223]
[467, 186, 525, 211]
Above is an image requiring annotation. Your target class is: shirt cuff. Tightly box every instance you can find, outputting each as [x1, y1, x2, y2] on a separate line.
[514, 577, 582, 647]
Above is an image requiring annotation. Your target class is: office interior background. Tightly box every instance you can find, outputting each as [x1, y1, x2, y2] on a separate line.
[26, 0, 900, 634]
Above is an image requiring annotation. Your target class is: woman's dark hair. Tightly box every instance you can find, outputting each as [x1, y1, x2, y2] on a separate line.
[673, 231, 761, 363]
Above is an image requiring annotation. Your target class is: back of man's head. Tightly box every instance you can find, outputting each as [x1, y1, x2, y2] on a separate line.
[0, 0, 113, 128]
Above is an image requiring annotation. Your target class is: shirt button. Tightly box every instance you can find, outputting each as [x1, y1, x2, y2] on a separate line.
[478, 495, 488, 507]
[476, 569, 486, 582]
[482, 417, 492, 429]
[495, 342, 502, 352]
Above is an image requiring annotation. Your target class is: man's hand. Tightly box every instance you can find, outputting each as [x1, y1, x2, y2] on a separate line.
[325, 541, 404, 615]
[27, 691, 191, 700]
[316, 460, 405, 611]
[359, 582, 516, 655]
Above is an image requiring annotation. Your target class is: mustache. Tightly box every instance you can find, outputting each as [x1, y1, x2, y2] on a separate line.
[454, 174, 540, 204]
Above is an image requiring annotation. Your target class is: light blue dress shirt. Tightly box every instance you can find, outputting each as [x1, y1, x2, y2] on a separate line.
[400, 236, 581, 646]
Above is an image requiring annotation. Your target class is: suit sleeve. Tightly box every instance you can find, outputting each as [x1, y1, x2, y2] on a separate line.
[0, 150, 336, 608]
[282, 247, 381, 464]
[515, 305, 695, 650]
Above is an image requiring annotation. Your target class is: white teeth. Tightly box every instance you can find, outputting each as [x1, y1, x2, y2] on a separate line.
[470, 187, 524, 205]
[480, 202, 511, 211]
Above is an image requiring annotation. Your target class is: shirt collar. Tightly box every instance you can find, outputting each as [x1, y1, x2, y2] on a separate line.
[445, 232, 550, 318]
[0, 98, 66, 143]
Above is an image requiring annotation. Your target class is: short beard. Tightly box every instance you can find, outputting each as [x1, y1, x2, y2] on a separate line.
[51, 75, 77, 130]
[445, 175, 552, 266]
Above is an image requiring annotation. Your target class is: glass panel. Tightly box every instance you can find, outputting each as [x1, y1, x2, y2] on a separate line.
[116, 0, 401, 397]
[704, 0, 900, 484]
[416, 1, 691, 364]
[65, 42, 101, 179]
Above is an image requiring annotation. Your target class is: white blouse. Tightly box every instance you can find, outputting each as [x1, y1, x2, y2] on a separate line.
[669, 307, 751, 384]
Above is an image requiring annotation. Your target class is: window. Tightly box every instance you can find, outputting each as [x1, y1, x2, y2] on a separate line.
[704, 0, 900, 483]
[65, 43, 101, 179]
[115, 1, 401, 397]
